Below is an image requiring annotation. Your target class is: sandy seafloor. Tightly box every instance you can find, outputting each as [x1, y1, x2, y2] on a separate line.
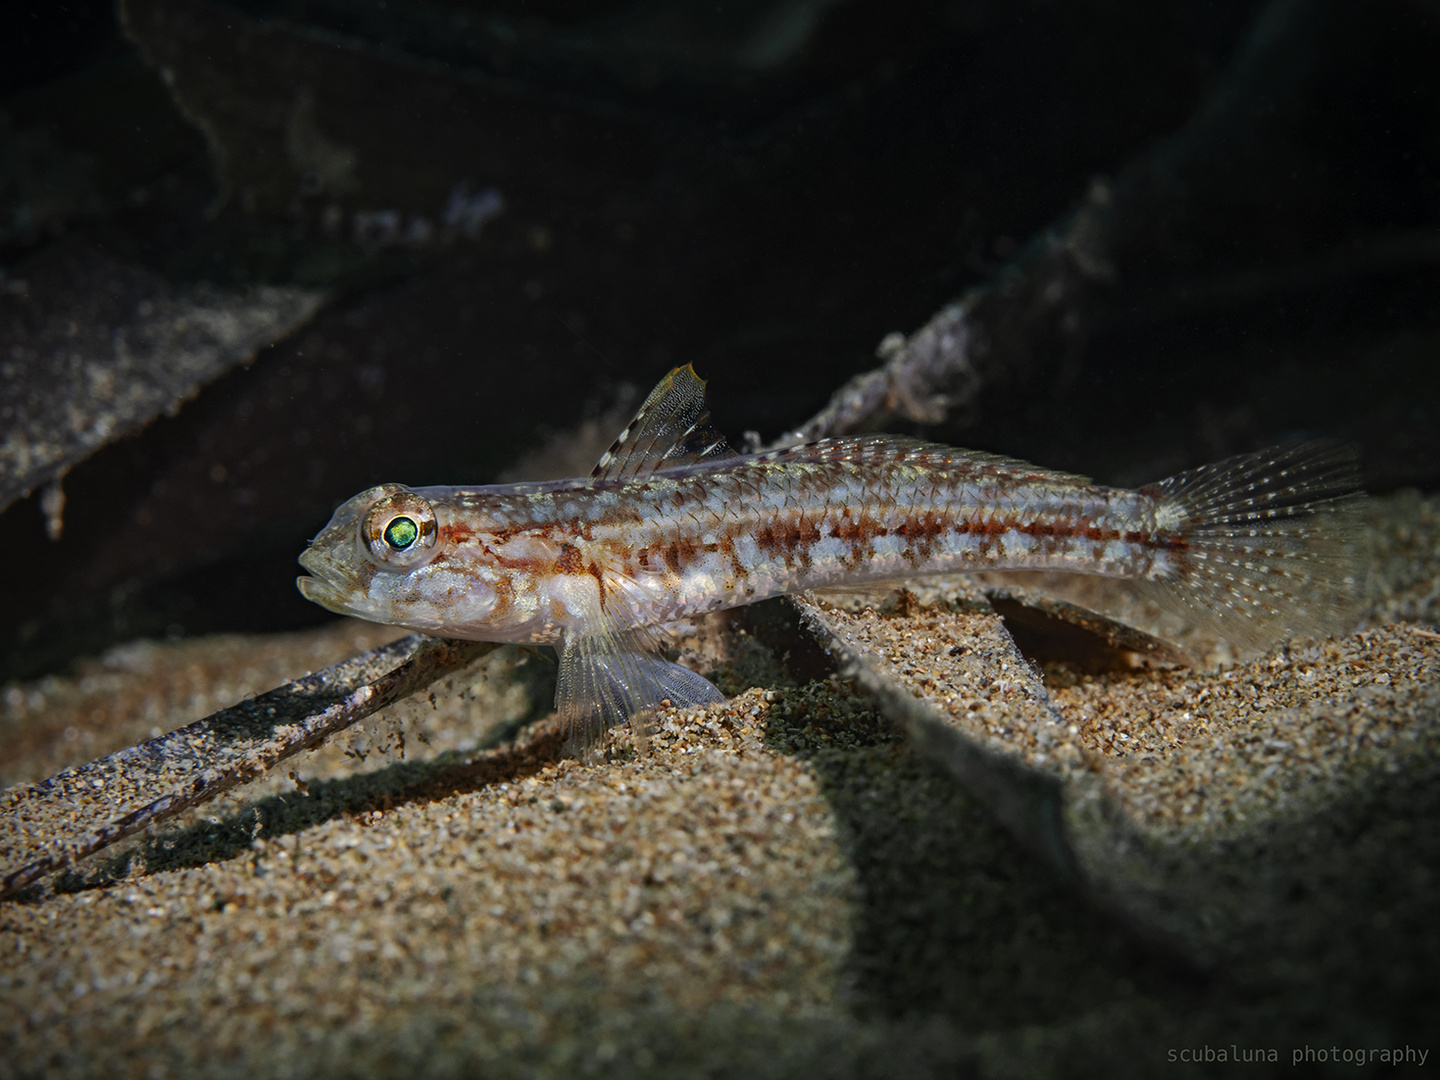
[1, 492, 1437, 1079]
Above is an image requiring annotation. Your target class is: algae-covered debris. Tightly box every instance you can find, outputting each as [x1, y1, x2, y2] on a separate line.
[0, 237, 326, 514]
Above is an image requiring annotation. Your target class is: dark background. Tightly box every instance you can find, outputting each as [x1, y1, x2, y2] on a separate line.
[1, 0, 1437, 679]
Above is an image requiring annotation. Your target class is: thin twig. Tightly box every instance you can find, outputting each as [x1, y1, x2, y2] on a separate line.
[0, 634, 493, 898]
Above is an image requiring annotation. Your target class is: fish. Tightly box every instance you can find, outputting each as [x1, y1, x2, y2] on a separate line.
[298, 365, 1363, 751]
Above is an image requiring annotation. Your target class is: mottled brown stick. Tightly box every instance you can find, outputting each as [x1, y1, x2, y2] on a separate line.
[0, 634, 494, 899]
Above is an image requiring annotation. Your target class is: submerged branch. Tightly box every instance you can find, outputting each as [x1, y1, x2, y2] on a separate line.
[0, 634, 493, 898]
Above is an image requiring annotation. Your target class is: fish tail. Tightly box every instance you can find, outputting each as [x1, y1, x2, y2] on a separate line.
[1145, 440, 1365, 653]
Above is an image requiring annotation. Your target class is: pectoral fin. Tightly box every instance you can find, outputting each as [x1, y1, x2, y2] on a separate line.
[556, 627, 725, 757]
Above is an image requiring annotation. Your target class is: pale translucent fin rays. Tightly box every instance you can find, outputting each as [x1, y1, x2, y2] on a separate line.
[553, 539, 724, 758]
[1145, 440, 1364, 653]
[556, 627, 725, 759]
[591, 364, 737, 482]
[754, 434, 1094, 484]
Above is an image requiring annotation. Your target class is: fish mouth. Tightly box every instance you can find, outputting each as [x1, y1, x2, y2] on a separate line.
[295, 573, 351, 615]
[296, 548, 363, 617]
[297, 548, 326, 581]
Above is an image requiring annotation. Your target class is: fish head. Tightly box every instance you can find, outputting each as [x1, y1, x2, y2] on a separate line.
[297, 484, 507, 637]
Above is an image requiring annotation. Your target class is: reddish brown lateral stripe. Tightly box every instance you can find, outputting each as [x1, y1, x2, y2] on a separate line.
[895, 509, 949, 565]
[831, 507, 883, 568]
[894, 512, 947, 541]
[662, 536, 700, 574]
[752, 516, 820, 557]
[752, 511, 822, 574]
[1011, 518, 1115, 542]
[555, 544, 584, 574]
[716, 531, 749, 583]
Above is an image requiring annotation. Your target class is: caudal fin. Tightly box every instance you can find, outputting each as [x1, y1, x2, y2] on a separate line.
[1146, 441, 1364, 654]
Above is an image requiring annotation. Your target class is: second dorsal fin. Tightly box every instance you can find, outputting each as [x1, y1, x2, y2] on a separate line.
[591, 364, 737, 481]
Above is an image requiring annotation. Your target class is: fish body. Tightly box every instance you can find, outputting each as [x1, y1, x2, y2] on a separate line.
[299, 366, 1361, 747]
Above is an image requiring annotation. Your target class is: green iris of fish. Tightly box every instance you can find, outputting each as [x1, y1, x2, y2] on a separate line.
[384, 516, 419, 550]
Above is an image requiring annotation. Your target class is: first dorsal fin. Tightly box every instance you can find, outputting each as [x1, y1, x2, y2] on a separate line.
[591, 364, 737, 482]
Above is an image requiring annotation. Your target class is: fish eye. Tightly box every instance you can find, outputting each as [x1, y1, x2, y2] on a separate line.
[360, 491, 439, 569]
[383, 515, 419, 550]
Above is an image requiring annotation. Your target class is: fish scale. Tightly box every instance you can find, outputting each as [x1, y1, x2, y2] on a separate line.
[417, 452, 1149, 628]
[298, 366, 1362, 752]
